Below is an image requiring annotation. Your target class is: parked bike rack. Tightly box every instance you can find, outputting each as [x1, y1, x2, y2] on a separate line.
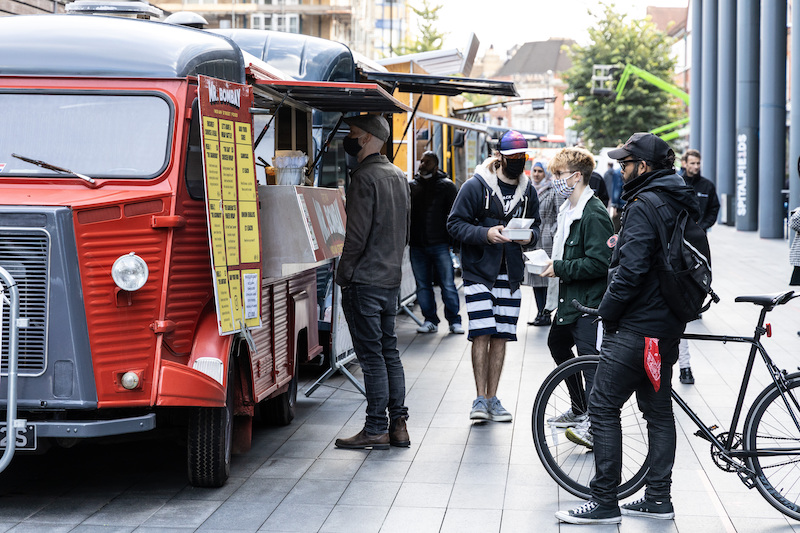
[0, 266, 24, 474]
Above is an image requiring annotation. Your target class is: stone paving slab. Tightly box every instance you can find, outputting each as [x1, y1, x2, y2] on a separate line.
[0, 225, 799, 532]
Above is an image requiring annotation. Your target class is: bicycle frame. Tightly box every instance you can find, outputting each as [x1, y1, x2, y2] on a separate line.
[677, 303, 800, 465]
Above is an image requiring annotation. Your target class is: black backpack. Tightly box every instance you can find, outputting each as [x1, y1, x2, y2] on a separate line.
[638, 191, 720, 322]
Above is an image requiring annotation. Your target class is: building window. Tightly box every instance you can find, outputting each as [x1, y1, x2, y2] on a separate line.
[251, 12, 299, 33]
[251, 13, 269, 29]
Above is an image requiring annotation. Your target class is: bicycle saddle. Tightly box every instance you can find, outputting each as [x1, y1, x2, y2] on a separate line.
[734, 291, 795, 307]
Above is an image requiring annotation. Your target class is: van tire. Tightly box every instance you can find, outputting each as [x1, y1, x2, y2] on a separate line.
[262, 366, 297, 426]
[187, 358, 234, 487]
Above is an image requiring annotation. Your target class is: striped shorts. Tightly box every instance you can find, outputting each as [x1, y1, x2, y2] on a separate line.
[464, 274, 521, 341]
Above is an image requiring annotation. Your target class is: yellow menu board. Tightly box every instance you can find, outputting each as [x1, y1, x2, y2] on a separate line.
[198, 75, 262, 335]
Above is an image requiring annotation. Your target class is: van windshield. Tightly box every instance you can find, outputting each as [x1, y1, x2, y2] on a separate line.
[0, 92, 171, 179]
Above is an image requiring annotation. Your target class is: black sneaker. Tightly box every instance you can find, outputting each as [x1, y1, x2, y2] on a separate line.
[621, 496, 675, 519]
[555, 500, 621, 524]
[679, 367, 695, 385]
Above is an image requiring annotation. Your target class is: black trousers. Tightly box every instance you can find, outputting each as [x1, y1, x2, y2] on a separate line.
[547, 315, 601, 414]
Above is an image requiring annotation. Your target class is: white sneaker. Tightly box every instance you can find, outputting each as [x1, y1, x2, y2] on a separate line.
[416, 321, 437, 333]
[565, 417, 593, 449]
[449, 323, 465, 334]
[547, 408, 588, 428]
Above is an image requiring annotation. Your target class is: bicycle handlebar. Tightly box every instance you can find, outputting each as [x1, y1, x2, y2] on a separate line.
[571, 299, 600, 316]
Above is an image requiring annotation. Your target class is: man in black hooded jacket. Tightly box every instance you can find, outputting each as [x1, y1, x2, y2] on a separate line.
[556, 133, 701, 525]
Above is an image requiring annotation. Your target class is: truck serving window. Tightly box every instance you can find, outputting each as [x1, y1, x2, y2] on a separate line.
[0, 92, 172, 179]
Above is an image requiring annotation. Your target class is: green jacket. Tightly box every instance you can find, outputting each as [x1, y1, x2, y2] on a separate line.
[552, 195, 614, 325]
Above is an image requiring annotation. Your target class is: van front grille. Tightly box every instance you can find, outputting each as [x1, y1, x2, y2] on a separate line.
[0, 229, 49, 375]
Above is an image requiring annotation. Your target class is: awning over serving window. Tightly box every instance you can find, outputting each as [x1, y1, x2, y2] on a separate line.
[252, 79, 412, 114]
[360, 71, 518, 97]
[414, 111, 489, 134]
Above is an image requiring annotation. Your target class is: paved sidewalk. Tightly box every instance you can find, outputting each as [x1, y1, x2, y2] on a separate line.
[1, 224, 800, 532]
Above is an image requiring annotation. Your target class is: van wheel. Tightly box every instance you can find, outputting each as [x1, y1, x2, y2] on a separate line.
[262, 366, 297, 426]
[187, 359, 233, 487]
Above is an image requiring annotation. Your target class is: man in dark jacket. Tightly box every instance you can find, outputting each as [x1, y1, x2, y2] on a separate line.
[447, 130, 541, 423]
[556, 133, 700, 525]
[681, 149, 720, 231]
[675, 149, 719, 385]
[334, 114, 411, 451]
[409, 151, 463, 334]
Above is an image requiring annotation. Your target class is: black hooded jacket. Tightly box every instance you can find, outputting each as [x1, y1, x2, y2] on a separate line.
[597, 168, 701, 338]
[409, 168, 457, 247]
[680, 169, 720, 231]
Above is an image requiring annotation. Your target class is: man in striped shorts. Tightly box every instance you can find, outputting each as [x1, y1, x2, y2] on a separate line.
[447, 130, 541, 422]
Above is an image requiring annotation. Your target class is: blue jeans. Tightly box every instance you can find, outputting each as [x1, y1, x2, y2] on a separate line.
[589, 328, 679, 507]
[409, 244, 461, 326]
[341, 283, 408, 434]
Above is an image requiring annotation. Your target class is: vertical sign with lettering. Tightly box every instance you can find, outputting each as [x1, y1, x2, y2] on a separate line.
[198, 75, 262, 334]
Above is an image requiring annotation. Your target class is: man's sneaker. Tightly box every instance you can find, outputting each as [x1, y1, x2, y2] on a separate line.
[546, 408, 588, 428]
[565, 417, 593, 449]
[470, 396, 490, 420]
[679, 367, 695, 384]
[621, 497, 675, 519]
[487, 396, 512, 422]
[449, 323, 465, 334]
[416, 321, 437, 334]
[555, 500, 621, 524]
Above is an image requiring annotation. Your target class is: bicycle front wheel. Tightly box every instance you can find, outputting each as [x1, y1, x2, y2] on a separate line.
[531, 355, 650, 500]
[744, 373, 800, 520]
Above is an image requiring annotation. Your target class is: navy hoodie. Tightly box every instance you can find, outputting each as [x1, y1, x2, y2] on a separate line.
[447, 158, 541, 292]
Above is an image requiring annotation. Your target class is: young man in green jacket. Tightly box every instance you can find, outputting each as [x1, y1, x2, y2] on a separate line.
[539, 147, 614, 443]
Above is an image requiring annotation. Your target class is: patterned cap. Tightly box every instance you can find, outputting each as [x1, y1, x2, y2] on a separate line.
[498, 130, 529, 155]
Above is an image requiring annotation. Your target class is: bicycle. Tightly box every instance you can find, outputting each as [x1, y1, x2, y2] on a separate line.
[531, 291, 800, 520]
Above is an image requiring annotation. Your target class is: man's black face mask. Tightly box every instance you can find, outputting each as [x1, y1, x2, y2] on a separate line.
[503, 157, 525, 179]
[343, 136, 362, 157]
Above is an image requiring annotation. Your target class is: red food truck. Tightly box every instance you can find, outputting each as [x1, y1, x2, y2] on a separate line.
[0, 14, 408, 487]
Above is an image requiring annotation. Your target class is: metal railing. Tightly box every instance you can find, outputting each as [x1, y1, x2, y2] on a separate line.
[0, 266, 24, 474]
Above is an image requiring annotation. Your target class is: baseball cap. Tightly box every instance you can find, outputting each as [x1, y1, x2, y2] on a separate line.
[343, 114, 390, 143]
[608, 132, 674, 164]
[497, 130, 529, 155]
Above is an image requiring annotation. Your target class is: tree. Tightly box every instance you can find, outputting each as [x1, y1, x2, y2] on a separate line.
[564, 4, 681, 152]
[393, 0, 446, 56]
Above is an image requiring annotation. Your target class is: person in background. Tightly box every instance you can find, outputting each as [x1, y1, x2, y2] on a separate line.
[681, 149, 720, 231]
[589, 170, 610, 207]
[334, 114, 411, 450]
[409, 151, 463, 335]
[448, 130, 541, 423]
[790, 207, 800, 337]
[526, 160, 563, 326]
[539, 147, 614, 433]
[790, 207, 800, 287]
[602, 161, 616, 201]
[676, 149, 720, 385]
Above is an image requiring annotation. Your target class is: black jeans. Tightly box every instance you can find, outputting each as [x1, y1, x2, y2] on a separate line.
[547, 315, 601, 414]
[589, 328, 679, 507]
[341, 283, 408, 434]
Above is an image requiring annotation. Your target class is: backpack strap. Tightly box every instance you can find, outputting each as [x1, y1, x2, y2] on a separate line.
[636, 191, 671, 268]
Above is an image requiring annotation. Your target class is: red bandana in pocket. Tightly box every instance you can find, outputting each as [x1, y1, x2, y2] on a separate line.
[644, 337, 661, 391]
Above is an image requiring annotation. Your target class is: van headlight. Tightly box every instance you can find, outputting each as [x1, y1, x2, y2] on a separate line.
[111, 252, 149, 291]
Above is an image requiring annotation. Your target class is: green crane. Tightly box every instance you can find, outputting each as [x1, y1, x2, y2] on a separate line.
[592, 64, 689, 141]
